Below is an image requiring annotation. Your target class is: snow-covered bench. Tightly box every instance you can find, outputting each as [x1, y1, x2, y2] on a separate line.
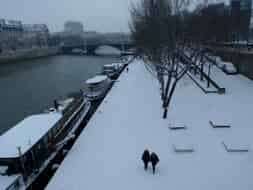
[209, 121, 231, 128]
[173, 144, 194, 153]
[168, 124, 187, 130]
[222, 141, 249, 152]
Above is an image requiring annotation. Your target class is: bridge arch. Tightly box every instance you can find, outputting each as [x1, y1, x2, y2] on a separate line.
[61, 42, 135, 55]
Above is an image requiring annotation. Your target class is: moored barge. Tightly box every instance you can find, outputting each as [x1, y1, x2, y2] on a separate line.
[0, 97, 91, 190]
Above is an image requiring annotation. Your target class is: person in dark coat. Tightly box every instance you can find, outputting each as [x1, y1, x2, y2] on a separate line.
[150, 152, 159, 174]
[141, 149, 150, 170]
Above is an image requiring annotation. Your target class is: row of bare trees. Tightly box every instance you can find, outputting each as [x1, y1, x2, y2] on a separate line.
[130, 0, 194, 118]
[130, 0, 244, 119]
[130, 0, 233, 119]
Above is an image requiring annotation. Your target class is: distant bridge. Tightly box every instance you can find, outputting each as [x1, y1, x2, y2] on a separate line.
[61, 42, 135, 55]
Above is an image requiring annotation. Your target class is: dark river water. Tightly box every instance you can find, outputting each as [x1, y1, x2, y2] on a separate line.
[0, 55, 119, 134]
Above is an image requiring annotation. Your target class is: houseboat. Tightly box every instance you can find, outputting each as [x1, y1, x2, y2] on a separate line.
[102, 64, 118, 79]
[83, 75, 112, 101]
[0, 96, 91, 190]
[102, 63, 124, 79]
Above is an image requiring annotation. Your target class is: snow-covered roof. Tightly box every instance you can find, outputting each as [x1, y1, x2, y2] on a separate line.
[85, 75, 108, 85]
[104, 64, 114, 67]
[0, 173, 19, 190]
[46, 60, 253, 190]
[0, 113, 62, 158]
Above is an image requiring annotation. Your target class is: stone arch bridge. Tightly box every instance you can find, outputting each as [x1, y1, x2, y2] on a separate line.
[61, 42, 135, 55]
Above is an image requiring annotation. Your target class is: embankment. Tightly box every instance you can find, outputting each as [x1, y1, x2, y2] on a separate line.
[0, 47, 59, 63]
[213, 47, 253, 80]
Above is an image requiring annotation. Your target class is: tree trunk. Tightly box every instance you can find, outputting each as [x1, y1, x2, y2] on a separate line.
[200, 53, 204, 81]
[200, 63, 204, 81]
[166, 80, 178, 108]
[163, 107, 168, 119]
[163, 80, 178, 119]
[163, 72, 172, 108]
[163, 55, 175, 108]
[161, 76, 165, 100]
[207, 63, 211, 88]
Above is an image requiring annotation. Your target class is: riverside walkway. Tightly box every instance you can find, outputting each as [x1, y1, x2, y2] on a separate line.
[46, 59, 253, 190]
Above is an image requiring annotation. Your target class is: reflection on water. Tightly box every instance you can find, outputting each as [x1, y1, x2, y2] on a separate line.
[0, 55, 119, 134]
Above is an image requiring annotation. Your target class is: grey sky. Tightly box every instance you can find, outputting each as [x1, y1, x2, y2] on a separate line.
[0, 0, 138, 33]
[1, 0, 230, 33]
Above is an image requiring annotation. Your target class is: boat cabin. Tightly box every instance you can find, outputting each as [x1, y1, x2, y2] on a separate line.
[0, 97, 87, 179]
[84, 75, 112, 101]
[0, 113, 62, 177]
[102, 63, 124, 79]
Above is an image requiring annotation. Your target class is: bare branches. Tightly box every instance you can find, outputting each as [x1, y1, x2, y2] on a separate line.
[129, 0, 232, 119]
[169, 0, 190, 15]
[130, 0, 194, 119]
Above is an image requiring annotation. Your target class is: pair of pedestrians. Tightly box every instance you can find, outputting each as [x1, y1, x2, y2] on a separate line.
[141, 149, 159, 174]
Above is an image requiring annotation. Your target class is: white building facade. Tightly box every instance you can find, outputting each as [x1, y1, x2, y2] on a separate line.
[0, 19, 50, 52]
[0, 19, 23, 51]
[22, 24, 50, 48]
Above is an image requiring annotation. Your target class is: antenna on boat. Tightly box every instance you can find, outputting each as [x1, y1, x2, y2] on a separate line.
[28, 140, 38, 174]
[54, 100, 59, 111]
[17, 146, 22, 157]
[17, 146, 27, 180]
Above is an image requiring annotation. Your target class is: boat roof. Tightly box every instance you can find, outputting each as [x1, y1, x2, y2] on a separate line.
[0, 171, 19, 190]
[86, 75, 108, 85]
[0, 113, 62, 158]
[111, 62, 123, 65]
[103, 64, 115, 67]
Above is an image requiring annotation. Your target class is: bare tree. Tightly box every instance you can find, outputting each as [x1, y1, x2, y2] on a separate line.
[130, 0, 192, 118]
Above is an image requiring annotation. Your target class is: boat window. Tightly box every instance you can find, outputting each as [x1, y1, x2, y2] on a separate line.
[88, 84, 102, 91]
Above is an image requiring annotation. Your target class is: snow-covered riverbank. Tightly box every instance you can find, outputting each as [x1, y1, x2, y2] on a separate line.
[46, 59, 253, 190]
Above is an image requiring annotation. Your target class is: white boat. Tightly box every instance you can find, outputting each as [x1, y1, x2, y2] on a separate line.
[0, 97, 91, 190]
[84, 75, 112, 101]
[111, 62, 124, 71]
[102, 63, 124, 79]
[102, 64, 119, 79]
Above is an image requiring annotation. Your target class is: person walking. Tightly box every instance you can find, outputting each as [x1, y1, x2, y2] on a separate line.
[150, 152, 159, 174]
[141, 149, 150, 171]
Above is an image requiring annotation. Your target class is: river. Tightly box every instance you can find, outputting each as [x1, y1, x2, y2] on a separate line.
[0, 55, 119, 134]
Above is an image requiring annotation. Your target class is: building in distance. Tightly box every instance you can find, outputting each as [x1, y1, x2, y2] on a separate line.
[64, 21, 84, 35]
[0, 19, 23, 51]
[230, 0, 252, 40]
[22, 24, 50, 48]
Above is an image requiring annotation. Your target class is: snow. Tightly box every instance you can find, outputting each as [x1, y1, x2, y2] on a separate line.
[85, 75, 108, 85]
[0, 174, 20, 190]
[46, 59, 253, 190]
[0, 113, 61, 158]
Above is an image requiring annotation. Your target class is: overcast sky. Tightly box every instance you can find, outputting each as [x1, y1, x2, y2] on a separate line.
[0, 0, 139, 33]
[1, 0, 230, 33]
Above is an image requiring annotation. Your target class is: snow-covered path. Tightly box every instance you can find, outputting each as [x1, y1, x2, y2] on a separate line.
[46, 59, 253, 190]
